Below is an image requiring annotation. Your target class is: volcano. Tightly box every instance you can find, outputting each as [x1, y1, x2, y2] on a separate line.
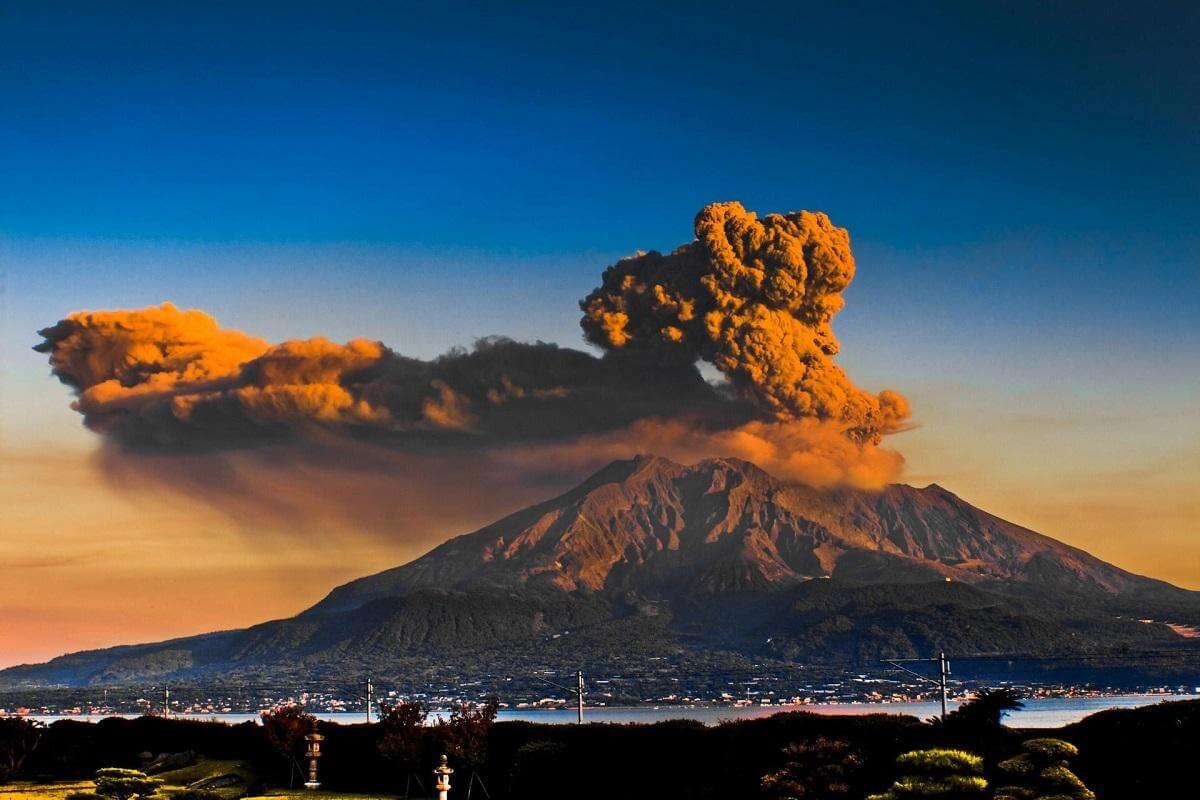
[5, 456, 1199, 687]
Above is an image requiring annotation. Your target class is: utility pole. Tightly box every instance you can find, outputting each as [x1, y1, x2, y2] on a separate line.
[366, 677, 373, 724]
[577, 670, 584, 725]
[880, 653, 952, 722]
[938, 652, 950, 721]
[531, 670, 585, 724]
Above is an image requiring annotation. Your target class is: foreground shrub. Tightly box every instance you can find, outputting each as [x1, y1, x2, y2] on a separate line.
[995, 738, 1095, 800]
[868, 748, 988, 799]
[260, 704, 316, 789]
[0, 716, 43, 783]
[435, 699, 499, 800]
[93, 768, 161, 800]
[376, 700, 430, 798]
[761, 736, 864, 799]
[509, 741, 568, 800]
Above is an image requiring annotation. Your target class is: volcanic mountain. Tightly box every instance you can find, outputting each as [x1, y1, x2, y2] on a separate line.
[5, 456, 1198, 687]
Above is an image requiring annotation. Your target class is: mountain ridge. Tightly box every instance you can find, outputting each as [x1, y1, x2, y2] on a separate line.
[4, 455, 1197, 687]
[306, 454, 1172, 615]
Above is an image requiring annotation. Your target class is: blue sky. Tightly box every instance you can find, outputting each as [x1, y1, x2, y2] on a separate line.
[3, 1, 1197, 347]
[1, 0, 1198, 648]
[4, 0, 1197, 432]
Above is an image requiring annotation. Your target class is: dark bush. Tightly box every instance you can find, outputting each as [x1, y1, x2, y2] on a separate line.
[93, 767, 161, 800]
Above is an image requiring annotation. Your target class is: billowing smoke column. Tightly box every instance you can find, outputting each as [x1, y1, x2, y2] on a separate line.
[34, 202, 910, 524]
[581, 201, 908, 444]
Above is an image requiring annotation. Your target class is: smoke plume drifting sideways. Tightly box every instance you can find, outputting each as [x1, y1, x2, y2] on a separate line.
[497, 417, 906, 490]
[35, 303, 726, 449]
[35, 202, 910, 536]
[581, 201, 909, 444]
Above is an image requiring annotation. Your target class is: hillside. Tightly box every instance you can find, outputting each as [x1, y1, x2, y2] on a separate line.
[4, 456, 1198, 687]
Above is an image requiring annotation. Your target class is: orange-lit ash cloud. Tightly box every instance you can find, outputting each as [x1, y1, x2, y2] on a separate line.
[498, 417, 906, 490]
[36, 304, 725, 447]
[34, 202, 909, 531]
[581, 202, 909, 444]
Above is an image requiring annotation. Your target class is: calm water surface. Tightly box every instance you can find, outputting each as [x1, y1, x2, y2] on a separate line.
[21, 694, 1197, 729]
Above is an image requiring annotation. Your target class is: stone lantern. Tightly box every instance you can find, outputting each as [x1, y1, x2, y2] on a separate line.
[304, 732, 325, 789]
[434, 754, 453, 800]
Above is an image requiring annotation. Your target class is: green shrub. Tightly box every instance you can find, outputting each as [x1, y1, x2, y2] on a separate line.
[995, 738, 1094, 800]
[93, 768, 161, 800]
[760, 737, 864, 799]
[868, 748, 988, 799]
[895, 749, 984, 775]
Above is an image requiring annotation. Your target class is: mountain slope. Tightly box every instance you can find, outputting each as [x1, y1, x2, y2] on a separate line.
[309, 455, 1173, 613]
[4, 456, 1198, 688]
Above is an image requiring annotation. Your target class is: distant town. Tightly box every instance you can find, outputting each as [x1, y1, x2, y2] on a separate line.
[4, 668, 1197, 718]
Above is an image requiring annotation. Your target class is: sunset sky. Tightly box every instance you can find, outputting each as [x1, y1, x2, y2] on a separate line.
[2, 1, 1198, 667]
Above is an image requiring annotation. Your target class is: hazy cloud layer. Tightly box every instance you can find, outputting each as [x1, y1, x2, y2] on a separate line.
[35, 203, 910, 534]
[36, 305, 728, 447]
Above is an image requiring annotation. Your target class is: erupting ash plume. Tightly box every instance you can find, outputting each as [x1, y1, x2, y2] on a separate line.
[35, 202, 910, 535]
[581, 201, 908, 444]
[35, 304, 721, 447]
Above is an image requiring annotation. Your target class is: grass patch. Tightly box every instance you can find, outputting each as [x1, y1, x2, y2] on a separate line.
[245, 794, 398, 800]
[153, 759, 254, 787]
[0, 758, 265, 800]
[0, 789, 396, 800]
[0, 783, 95, 800]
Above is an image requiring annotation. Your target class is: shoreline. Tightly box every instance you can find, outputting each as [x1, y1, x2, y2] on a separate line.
[9, 692, 1197, 729]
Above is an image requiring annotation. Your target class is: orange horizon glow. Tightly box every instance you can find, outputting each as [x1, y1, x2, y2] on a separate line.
[2, 424, 1198, 668]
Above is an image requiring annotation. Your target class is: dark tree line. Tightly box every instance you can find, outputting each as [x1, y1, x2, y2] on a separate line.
[0, 697, 1194, 799]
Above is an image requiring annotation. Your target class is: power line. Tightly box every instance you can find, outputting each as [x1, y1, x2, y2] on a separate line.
[936, 650, 1200, 662]
[880, 653, 951, 720]
[529, 670, 586, 723]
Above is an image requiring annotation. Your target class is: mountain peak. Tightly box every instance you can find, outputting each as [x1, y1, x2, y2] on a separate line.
[308, 454, 1165, 616]
[8, 453, 1197, 688]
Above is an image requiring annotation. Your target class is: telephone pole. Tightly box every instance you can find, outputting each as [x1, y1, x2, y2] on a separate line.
[938, 651, 950, 721]
[576, 670, 584, 724]
[531, 670, 585, 724]
[880, 653, 953, 721]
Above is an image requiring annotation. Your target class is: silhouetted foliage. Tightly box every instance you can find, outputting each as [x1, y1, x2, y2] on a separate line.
[259, 704, 315, 788]
[436, 698, 499, 799]
[507, 740, 567, 800]
[439, 699, 499, 769]
[0, 716, 42, 782]
[868, 749, 988, 799]
[8, 699, 1199, 799]
[376, 700, 429, 797]
[949, 689, 1025, 729]
[761, 736, 864, 798]
[995, 738, 1095, 800]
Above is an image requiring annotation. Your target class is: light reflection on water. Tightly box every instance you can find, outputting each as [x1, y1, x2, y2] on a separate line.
[18, 693, 1197, 729]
